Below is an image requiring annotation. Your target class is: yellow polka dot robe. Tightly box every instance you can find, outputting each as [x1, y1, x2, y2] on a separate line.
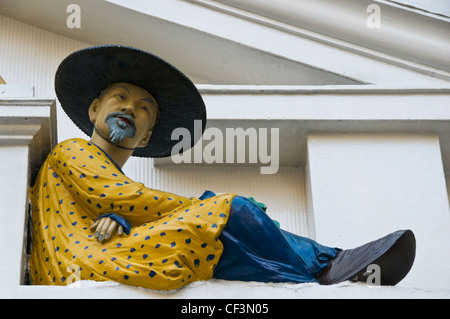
[29, 138, 235, 290]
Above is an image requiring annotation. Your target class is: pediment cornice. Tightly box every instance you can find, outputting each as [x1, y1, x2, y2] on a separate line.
[0, 0, 448, 84]
[211, 0, 450, 73]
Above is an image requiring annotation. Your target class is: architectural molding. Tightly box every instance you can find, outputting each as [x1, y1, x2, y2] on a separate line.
[209, 0, 450, 74]
[1, 85, 35, 98]
[0, 86, 57, 166]
[0, 0, 448, 85]
[155, 85, 450, 176]
[197, 84, 450, 94]
[0, 98, 57, 143]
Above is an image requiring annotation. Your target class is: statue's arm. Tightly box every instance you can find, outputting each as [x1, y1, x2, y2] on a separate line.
[51, 142, 198, 226]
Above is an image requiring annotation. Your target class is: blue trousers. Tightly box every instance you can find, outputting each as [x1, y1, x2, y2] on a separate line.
[212, 195, 340, 283]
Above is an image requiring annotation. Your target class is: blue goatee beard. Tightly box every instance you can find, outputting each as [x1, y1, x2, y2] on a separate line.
[105, 112, 137, 146]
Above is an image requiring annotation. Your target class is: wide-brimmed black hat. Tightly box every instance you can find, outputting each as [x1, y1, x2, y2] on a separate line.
[55, 45, 206, 158]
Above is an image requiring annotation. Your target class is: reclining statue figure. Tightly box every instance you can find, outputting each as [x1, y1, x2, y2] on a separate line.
[29, 45, 416, 290]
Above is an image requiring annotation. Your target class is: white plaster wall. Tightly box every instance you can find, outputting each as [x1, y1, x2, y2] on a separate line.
[306, 134, 450, 290]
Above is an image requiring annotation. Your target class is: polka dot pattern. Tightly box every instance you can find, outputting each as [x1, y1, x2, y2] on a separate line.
[29, 138, 235, 290]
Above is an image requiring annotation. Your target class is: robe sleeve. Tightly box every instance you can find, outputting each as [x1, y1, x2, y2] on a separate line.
[49, 139, 199, 226]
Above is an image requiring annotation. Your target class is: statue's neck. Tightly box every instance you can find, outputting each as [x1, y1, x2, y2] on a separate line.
[90, 130, 134, 169]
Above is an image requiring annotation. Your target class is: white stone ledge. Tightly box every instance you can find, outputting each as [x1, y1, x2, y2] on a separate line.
[198, 85, 450, 121]
[0, 85, 35, 98]
[7, 280, 450, 299]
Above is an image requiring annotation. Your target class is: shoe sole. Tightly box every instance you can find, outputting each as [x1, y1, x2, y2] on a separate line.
[352, 229, 416, 286]
[318, 229, 416, 286]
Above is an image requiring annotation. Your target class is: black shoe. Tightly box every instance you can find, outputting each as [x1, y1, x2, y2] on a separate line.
[317, 229, 416, 286]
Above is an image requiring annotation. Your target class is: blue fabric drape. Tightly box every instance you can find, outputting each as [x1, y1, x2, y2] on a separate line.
[209, 194, 340, 283]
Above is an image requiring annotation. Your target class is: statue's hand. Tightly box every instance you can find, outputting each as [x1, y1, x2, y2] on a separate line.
[90, 217, 124, 242]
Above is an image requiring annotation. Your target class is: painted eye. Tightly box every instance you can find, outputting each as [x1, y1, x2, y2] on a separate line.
[117, 94, 125, 99]
[140, 106, 148, 111]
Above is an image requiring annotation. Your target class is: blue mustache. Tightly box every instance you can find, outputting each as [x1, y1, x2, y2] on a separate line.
[105, 112, 137, 146]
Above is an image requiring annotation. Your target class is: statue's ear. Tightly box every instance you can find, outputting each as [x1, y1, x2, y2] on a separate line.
[88, 99, 99, 124]
[138, 130, 153, 148]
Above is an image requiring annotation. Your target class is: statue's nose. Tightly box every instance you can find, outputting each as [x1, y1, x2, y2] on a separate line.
[120, 105, 136, 119]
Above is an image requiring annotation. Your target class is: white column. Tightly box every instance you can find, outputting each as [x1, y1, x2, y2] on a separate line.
[306, 133, 450, 289]
[0, 145, 32, 288]
[0, 87, 56, 296]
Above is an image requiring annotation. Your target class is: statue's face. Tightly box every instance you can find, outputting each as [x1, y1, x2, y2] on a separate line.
[88, 83, 159, 149]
